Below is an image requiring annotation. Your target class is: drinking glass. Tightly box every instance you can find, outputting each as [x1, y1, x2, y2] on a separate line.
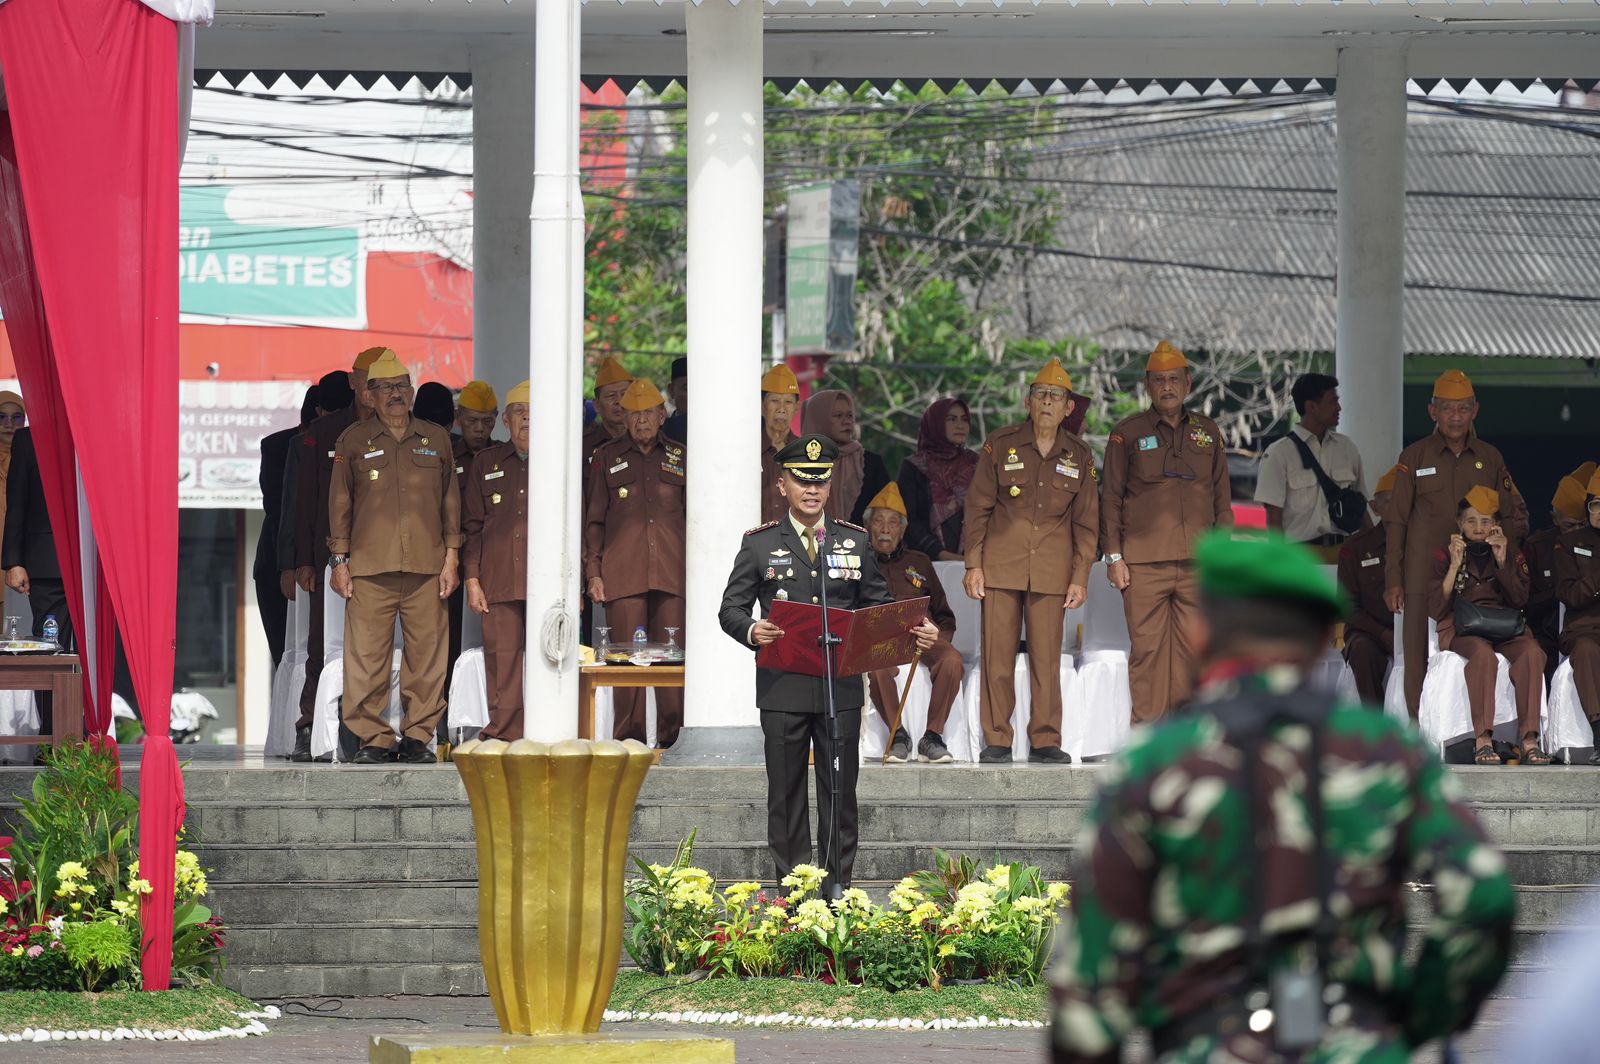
[2, 617, 18, 642]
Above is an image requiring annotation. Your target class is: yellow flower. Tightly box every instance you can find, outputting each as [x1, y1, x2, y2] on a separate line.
[780, 864, 827, 900]
[174, 851, 209, 897]
[983, 865, 1011, 891]
[1046, 882, 1071, 907]
[937, 942, 956, 959]
[723, 881, 762, 906]
[888, 876, 924, 912]
[128, 878, 153, 896]
[8, 946, 20, 957]
[110, 899, 136, 918]
[53, 881, 79, 899]
[910, 901, 941, 925]
[0, 897, 7, 917]
[833, 887, 872, 915]
[764, 905, 787, 922]
[56, 861, 88, 883]
[69, 902, 82, 913]
[788, 898, 836, 934]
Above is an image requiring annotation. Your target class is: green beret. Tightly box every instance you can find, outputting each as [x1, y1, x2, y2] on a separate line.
[1194, 530, 1349, 621]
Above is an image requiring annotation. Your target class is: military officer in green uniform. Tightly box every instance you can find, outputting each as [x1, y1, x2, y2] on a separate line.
[720, 434, 939, 892]
[1050, 531, 1514, 1064]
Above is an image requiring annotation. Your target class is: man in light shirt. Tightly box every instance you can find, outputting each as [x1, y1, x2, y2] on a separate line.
[1254, 373, 1367, 561]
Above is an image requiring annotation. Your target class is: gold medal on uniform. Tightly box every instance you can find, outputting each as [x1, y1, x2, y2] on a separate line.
[1008, 485, 1021, 497]
[369, 469, 380, 481]
[491, 492, 502, 505]
[618, 487, 629, 499]
[1475, 461, 1483, 470]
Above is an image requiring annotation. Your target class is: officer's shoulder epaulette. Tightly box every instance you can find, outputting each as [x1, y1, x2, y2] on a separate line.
[744, 521, 779, 536]
[835, 520, 868, 534]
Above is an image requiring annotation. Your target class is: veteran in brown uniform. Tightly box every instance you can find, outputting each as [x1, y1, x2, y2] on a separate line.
[289, 345, 384, 762]
[1386, 370, 1528, 718]
[964, 358, 1100, 763]
[444, 380, 498, 729]
[862, 482, 964, 765]
[326, 351, 463, 764]
[582, 356, 633, 469]
[463, 381, 529, 742]
[584, 377, 687, 747]
[1556, 467, 1600, 763]
[1337, 465, 1400, 704]
[1099, 341, 1232, 724]
[760, 363, 801, 525]
[1524, 464, 1594, 688]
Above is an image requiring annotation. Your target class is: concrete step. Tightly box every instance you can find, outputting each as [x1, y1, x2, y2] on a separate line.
[224, 961, 487, 1000]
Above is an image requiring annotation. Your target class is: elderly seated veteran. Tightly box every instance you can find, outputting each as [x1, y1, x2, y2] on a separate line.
[1429, 486, 1548, 766]
[861, 482, 964, 764]
[1556, 466, 1600, 765]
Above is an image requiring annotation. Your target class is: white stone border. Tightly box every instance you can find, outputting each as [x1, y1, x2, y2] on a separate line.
[0, 1005, 279, 1043]
[602, 1008, 1044, 1031]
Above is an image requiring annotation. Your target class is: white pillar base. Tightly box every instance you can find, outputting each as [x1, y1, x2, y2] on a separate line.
[1335, 42, 1409, 480]
[667, 0, 765, 765]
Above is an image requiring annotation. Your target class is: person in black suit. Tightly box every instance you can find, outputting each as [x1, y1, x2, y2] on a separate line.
[256, 385, 319, 674]
[3, 427, 72, 734]
[719, 434, 938, 893]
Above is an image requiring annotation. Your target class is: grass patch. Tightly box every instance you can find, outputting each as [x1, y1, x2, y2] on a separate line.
[0, 983, 259, 1034]
[606, 970, 1047, 1024]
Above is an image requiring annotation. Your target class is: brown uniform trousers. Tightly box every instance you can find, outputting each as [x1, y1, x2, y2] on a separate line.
[760, 430, 796, 525]
[1337, 523, 1394, 705]
[328, 416, 462, 750]
[867, 547, 962, 736]
[443, 436, 486, 732]
[1523, 525, 1563, 687]
[1429, 546, 1544, 738]
[583, 432, 687, 746]
[580, 419, 620, 645]
[1387, 432, 1527, 716]
[462, 443, 528, 741]
[1556, 525, 1600, 721]
[293, 406, 358, 732]
[964, 421, 1100, 748]
[1100, 407, 1232, 723]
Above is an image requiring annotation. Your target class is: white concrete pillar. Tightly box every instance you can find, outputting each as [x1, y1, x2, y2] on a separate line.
[470, 43, 536, 399]
[670, 0, 765, 764]
[524, 0, 585, 742]
[1335, 42, 1409, 480]
[241, 509, 271, 745]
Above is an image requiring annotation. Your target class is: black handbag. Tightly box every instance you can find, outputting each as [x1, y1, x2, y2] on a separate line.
[1286, 433, 1366, 535]
[1451, 562, 1526, 642]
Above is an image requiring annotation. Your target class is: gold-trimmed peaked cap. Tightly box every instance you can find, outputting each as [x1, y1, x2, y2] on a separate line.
[776, 433, 837, 483]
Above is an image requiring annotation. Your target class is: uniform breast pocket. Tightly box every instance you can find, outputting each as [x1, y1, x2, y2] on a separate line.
[1288, 468, 1318, 495]
[1414, 471, 1446, 496]
[605, 464, 638, 504]
[998, 466, 1028, 497]
[1132, 447, 1167, 483]
[1329, 464, 1357, 489]
[657, 463, 686, 511]
[1045, 470, 1081, 514]
[354, 452, 393, 483]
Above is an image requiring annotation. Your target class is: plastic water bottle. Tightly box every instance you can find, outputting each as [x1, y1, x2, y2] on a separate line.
[42, 615, 59, 646]
[633, 626, 648, 647]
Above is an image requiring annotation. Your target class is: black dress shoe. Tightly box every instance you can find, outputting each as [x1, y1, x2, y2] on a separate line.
[290, 729, 313, 763]
[352, 745, 390, 765]
[1030, 745, 1072, 764]
[978, 745, 1013, 764]
[396, 738, 434, 764]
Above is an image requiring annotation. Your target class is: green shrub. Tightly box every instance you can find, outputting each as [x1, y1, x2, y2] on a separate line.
[854, 925, 925, 993]
[61, 917, 137, 992]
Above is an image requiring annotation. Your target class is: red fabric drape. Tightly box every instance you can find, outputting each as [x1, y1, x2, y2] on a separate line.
[0, 0, 183, 988]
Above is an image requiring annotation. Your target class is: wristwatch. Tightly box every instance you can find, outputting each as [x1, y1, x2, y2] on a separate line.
[1104, 553, 1123, 564]
[330, 554, 349, 568]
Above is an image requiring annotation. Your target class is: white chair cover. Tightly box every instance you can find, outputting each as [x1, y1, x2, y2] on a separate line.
[263, 586, 310, 759]
[592, 688, 658, 747]
[933, 561, 979, 665]
[448, 647, 490, 731]
[1383, 611, 1437, 721]
[1545, 659, 1592, 759]
[0, 690, 38, 763]
[1416, 650, 1521, 750]
[955, 655, 1080, 762]
[1069, 568, 1133, 759]
[460, 605, 484, 652]
[859, 662, 979, 763]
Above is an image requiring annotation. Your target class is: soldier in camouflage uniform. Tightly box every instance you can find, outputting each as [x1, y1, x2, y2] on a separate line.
[1050, 531, 1514, 1064]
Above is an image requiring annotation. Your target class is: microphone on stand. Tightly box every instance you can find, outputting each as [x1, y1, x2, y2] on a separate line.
[813, 522, 845, 900]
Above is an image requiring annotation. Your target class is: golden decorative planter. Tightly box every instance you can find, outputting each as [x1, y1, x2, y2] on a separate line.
[452, 737, 656, 1035]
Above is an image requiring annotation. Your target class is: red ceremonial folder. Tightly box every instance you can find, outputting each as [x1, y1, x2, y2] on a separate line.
[755, 597, 929, 679]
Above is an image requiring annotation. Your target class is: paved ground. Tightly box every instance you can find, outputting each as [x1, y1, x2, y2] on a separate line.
[0, 994, 1518, 1061]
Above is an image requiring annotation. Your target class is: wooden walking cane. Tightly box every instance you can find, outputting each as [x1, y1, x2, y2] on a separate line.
[881, 648, 924, 765]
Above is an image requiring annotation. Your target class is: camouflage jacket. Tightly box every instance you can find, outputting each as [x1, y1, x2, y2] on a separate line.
[1051, 669, 1515, 1064]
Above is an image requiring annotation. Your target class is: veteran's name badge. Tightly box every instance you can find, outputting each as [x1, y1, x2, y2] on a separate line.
[363, 449, 385, 459]
[609, 461, 629, 474]
[1361, 557, 1380, 568]
[484, 470, 505, 481]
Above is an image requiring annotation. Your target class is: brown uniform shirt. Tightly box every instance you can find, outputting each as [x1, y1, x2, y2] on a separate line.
[1523, 525, 1562, 621]
[583, 432, 686, 600]
[1386, 431, 1527, 594]
[1337, 523, 1392, 650]
[1556, 525, 1600, 641]
[964, 420, 1100, 594]
[1429, 543, 1530, 623]
[294, 405, 358, 571]
[327, 416, 463, 578]
[876, 546, 957, 639]
[1099, 407, 1232, 564]
[760, 429, 796, 525]
[462, 442, 528, 604]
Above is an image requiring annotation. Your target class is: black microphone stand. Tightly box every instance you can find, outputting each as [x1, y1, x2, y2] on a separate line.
[814, 524, 845, 901]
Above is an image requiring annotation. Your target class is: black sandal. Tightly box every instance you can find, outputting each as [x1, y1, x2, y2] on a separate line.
[1474, 741, 1502, 766]
[1522, 734, 1554, 767]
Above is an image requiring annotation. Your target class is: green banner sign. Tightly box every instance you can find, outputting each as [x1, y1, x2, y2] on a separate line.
[785, 180, 859, 356]
[178, 187, 365, 328]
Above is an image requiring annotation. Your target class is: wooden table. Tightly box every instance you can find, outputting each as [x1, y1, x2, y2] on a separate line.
[577, 663, 685, 741]
[0, 653, 83, 750]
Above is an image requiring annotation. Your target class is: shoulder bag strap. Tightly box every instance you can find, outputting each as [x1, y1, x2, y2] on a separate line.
[1286, 432, 1343, 508]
